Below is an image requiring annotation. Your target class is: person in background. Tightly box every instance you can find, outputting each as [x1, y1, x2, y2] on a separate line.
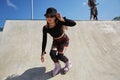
[88, 0, 98, 20]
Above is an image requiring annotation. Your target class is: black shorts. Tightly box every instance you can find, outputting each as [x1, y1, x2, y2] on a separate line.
[91, 7, 98, 16]
[51, 34, 69, 52]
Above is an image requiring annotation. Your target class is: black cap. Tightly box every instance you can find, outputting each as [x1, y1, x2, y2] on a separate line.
[44, 7, 57, 16]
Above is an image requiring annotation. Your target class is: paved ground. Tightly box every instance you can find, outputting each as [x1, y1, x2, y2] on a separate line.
[0, 20, 120, 80]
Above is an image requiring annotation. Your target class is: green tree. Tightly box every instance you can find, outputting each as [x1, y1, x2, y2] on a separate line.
[113, 16, 120, 21]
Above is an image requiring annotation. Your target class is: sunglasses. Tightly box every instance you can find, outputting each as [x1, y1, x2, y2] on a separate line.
[45, 15, 55, 18]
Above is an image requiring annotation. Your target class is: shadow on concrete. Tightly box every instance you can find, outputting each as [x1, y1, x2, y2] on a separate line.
[5, 67, 53, 80]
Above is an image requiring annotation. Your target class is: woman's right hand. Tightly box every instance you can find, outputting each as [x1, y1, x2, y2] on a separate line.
[41, 52, 46, 63]
[41, 54, 44, 63]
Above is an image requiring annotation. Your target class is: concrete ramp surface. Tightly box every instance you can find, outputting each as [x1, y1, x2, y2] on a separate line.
[0, 32, 2, 42]
[0, 20, 120, 80]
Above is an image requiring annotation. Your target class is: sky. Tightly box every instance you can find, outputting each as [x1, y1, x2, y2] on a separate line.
[0, 0, 120, 28]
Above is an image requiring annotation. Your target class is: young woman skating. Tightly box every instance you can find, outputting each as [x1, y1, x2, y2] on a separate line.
[41, 7, 76, 76]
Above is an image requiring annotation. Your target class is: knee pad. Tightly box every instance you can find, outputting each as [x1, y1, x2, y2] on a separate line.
[50, 50, 58, 62]
[50, 50, 57, 59]
[57, 53, 68, 63]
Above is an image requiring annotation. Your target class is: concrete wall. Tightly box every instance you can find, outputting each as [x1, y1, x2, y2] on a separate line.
[0, 20, 120, 80]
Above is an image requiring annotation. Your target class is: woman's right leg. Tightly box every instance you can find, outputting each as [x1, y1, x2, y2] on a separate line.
[50, 48, 61, 76]
[90, 9, 93, 20]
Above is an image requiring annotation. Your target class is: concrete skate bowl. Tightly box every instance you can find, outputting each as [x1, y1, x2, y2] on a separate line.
[0, 20, 120, 80]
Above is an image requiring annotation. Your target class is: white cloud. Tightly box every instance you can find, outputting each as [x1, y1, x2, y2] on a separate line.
[83, 2, 87, 5]
[7, 0, 17, 9]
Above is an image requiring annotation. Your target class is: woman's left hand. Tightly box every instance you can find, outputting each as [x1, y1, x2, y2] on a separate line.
[56, 13, 65, 22]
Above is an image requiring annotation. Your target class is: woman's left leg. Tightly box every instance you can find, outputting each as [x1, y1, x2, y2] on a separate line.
[57, 47, 68, 63]
[57, 34, 69, 63]
[57, 46, 72, 73]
